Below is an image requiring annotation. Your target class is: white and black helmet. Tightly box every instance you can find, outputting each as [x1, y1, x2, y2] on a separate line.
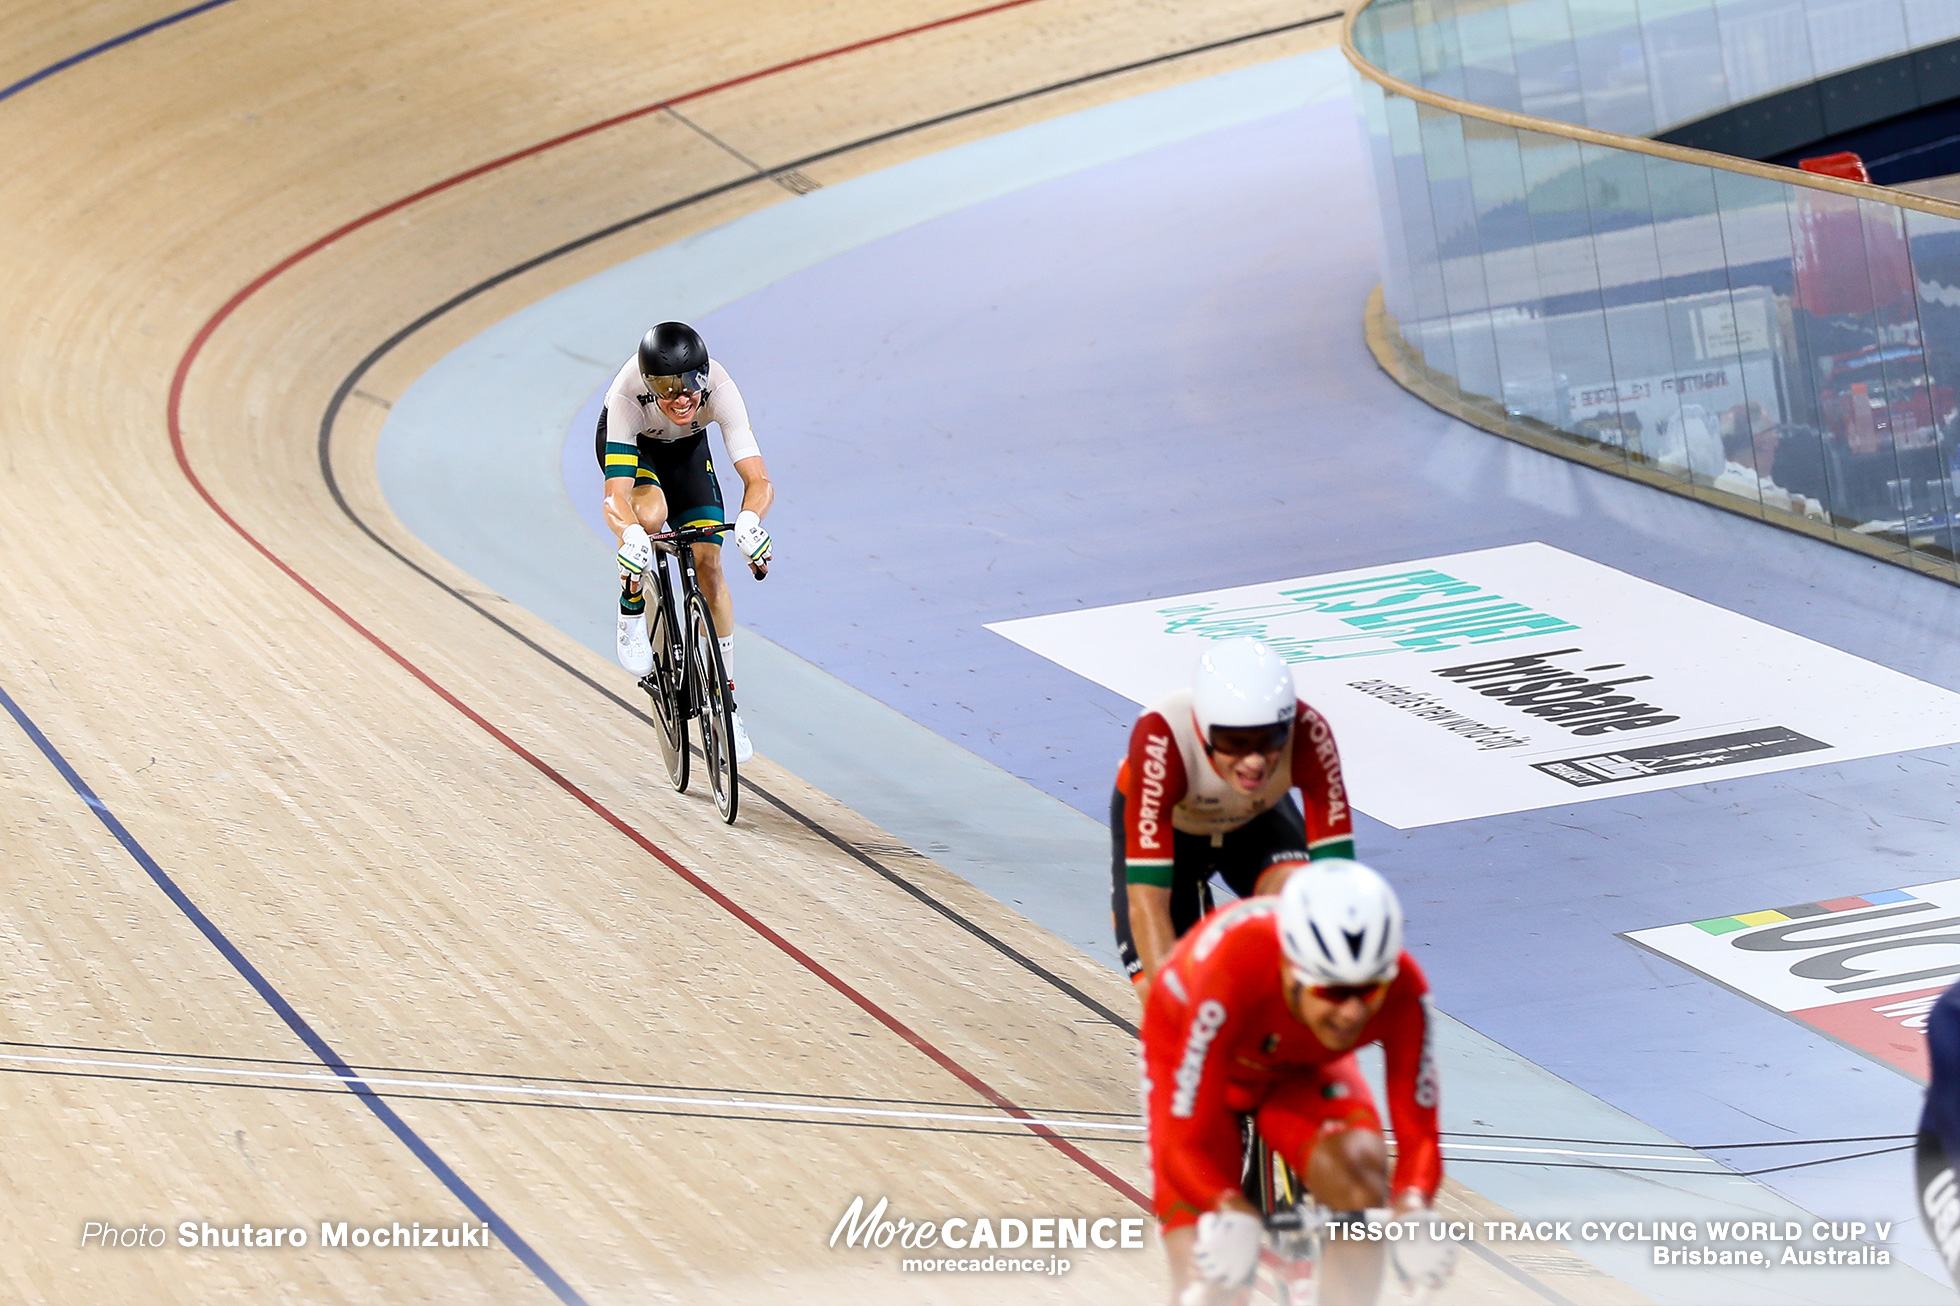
[1277, 859, 1404, 986]
[1190, 638, 1295, 753]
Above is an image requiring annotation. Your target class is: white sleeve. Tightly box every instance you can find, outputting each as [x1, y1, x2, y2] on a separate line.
[602, 360, 647, 447]
[707, 364, 760, 463]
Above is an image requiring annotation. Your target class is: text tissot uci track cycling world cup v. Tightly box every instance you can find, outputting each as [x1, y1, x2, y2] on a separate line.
[989, 543, 1960, 828]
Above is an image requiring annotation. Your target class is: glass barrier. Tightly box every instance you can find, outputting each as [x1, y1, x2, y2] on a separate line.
[1350, 0, 1960, 578]
[1352, 0, 1959, 138]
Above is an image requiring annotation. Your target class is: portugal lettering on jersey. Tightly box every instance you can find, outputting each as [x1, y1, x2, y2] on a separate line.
[1118, 688, 1355, 884]
[1136, 733, 1172, 854]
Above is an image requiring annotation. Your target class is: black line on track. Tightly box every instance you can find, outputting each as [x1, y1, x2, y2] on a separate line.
[0, 1038, 1136, 1115]
[21, 1061, 1799, 1175]
[305, 18, 1353, 1044]
[1464, 1242, 1581, 1306]
[33, 1056, 1843, 1174]
[1736, 1142, 1916, 1177]
[0, 1063, 1143, 1143]
[20, 1039, 1902, 1154]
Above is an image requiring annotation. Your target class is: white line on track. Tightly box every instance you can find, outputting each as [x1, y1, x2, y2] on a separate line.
[6, 1051, 1727, 1166]
[6, 1051, 1140, 1131]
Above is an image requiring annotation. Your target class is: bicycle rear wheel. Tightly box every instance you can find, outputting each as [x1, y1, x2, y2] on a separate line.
[644, 577, 688, 792]
[684, 591, 737, 824]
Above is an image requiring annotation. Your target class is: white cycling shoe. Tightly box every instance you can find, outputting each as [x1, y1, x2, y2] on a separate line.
[617, 613, 652, 677]
[731, 711, 753, 763]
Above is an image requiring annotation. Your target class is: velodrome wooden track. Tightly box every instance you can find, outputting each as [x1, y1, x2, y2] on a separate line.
[0, 2, 1636, 1302]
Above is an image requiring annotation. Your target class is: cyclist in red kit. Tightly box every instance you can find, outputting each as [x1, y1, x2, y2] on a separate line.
[1140, 860, 1455, 1305]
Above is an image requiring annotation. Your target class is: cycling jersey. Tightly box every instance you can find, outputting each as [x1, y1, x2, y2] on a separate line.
[1107, 790, 1303, 978]
[1140, 897, 1440, 1226]
[1116, 689, 1353, 888]
[599, 357, 760, 476]
[1917, 984, 1960, 1285]
[592, 414, 726, 535]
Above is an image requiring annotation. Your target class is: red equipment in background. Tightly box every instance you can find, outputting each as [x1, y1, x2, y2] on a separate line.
[1799, 151, 1871, 183]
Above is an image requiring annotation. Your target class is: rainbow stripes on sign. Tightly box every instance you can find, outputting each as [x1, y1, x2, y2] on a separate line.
[1692, 888, 1917, 936]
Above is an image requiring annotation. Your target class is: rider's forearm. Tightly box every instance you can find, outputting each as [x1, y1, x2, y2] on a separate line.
[603, 484, 638, 540]
[1128, 884, 1177, 978]
[734, 456, 773, 518]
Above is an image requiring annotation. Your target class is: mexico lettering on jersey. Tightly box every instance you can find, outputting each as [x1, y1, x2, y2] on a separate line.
[1116, 688, 1353, 886]
[1142, 900, 1442, 1208]
[599, 357, 761, 481]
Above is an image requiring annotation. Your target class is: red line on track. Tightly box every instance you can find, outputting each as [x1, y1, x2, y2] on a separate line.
[166, 0, 1147, 1211]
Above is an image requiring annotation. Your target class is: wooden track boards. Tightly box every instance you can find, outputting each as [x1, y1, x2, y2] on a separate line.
[0, 0, 1626, 1301]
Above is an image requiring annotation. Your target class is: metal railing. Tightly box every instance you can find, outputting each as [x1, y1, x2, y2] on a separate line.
[1346, 0, 1960, 581]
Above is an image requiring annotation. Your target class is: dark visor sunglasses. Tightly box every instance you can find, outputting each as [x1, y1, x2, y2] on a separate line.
[648, 368, 710, 400]
[1205, 722, 1291, 758]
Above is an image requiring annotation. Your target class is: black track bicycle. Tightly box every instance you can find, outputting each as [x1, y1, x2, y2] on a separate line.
[635, 522, 741, 824]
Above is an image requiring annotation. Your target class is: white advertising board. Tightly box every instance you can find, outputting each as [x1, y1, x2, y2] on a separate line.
[987, 543, 1960, 828]
[1625, 879, 1960, 1081]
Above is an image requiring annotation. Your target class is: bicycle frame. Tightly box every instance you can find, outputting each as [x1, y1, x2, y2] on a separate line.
[639, 521, 740, 822]
[645, 545, 694, 704]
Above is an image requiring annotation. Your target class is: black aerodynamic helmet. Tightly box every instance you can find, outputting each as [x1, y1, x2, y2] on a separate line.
[638, 321, 710, 398]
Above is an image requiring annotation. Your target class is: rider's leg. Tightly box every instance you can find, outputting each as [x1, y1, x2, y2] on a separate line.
[685, 533, 753, 761]
[628, 483, 670, 544]
[621, 482, 669, 603]
[1260, 1064, 1390, 1306]
[608, 480, 667, 674]
[694, 539, 732, 638]
[1307, 1130, 1389, 1306]
[1147, 1031, 1259, 1305]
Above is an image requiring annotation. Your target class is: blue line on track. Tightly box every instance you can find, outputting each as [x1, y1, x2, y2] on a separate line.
[0, 0, 242, 105]
[0, 680, 590, 1306]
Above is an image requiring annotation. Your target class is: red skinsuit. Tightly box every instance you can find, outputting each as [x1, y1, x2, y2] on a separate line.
[1140, 898, 1440, 1227]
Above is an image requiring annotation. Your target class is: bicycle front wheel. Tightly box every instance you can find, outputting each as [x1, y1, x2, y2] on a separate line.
[645, 582, 688, 793]
[684, 591, 737, 824]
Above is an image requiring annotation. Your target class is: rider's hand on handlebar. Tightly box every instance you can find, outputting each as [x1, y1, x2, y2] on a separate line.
[617, 524, 653, 578]
[734, 510, 771, 578]
[1192, 1208, 1262, 1289]
[1390, 1207, 1456, 1292]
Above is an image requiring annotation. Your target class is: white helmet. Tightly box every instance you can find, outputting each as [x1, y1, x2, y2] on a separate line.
[1191, 638, 1295, 752]
[1277, 859, 1404, 986]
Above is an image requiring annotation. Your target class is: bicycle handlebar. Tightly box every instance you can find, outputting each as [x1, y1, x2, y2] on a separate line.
[650, 520, 768, 578]
[650, 522, 733, 546]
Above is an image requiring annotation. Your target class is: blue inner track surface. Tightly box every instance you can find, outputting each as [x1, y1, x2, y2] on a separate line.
[381, 52, 1955, 1297]
[682, 98, 1960, 1192]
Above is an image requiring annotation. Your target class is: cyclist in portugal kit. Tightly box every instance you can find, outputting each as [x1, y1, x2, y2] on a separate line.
[1113, 637, 1354, 1004]
[1141, 861, 1455, 1305]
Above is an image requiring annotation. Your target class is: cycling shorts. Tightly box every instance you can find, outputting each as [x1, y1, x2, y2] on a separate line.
[1109, 786, 1307, 979]
[1146, 1054, 1380, 1229]
[595, 411, 726, 540]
